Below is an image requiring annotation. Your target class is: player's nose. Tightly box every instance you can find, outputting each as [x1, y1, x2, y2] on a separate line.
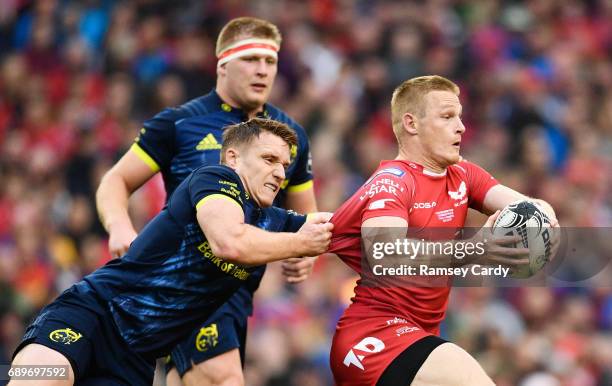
[456, 119, 466, 134]
[256, 59, 268, 76]
[272, 164, 285, 181]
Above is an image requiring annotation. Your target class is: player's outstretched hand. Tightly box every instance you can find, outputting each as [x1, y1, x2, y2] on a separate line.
[471, 211, 530, 269]
[297, 221, 333, 257]
[108, 221, 138, 258]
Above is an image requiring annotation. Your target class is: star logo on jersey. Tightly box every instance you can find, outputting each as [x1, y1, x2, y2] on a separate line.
[196, 133, 222, 151]
[448, 181, 466, 200]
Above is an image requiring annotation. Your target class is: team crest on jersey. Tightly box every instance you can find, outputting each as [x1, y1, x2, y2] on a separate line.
[195, 324, 219, 352]
[196, 133, 222, 151]
[448, 181, 466, 201]
[49, 328, 82, 345]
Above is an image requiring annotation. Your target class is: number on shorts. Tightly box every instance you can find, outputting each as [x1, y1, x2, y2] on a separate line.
[343, 336, 385, 370]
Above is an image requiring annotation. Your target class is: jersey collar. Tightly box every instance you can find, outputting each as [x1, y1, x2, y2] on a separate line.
[382, 160, 448, 178]
[205, 90, 272, 120]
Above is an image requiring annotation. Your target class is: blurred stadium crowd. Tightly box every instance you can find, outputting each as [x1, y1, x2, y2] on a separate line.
[0, 0, 610, 385]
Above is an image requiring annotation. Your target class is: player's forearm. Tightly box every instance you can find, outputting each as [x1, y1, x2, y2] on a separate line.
[210, 225, 306, 266]
[96, 172, 134, 233]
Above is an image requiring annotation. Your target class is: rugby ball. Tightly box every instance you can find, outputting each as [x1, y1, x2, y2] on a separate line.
[492, 201, 552, 278]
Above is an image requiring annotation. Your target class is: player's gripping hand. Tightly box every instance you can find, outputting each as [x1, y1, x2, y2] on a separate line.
[282, 212, 333, 283]
[470, 211, 530, 269]
[108, 220, 138, 258]
[296, 218, 333, 257]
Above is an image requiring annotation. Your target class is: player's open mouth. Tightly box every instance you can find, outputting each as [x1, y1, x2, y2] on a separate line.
[264, 183, 278, 192]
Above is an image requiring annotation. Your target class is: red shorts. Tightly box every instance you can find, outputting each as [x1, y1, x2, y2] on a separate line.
[330, 310, 437, 386]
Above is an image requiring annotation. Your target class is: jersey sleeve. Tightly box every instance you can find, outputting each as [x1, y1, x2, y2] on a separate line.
[260, 207, 307, 232]
[286, 125, 314, 193]
[131, 108, 178, 172]
[360, 172, 414, 223]
[189, 166, 245, 212]
[464, 161, 499, 211]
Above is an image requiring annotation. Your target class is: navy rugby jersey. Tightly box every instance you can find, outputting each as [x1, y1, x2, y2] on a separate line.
[129, 90, 313, 318]
[80, 165, 306, 358]
[132, 90, 313, 203]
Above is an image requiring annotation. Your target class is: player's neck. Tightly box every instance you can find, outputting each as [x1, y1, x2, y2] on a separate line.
[215, 88, 264, 118]
[396, 149, 446, 174]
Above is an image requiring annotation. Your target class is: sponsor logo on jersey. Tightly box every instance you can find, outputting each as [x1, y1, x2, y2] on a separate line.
[385, 317, 408, 325]
[413, 201, 436, 209]
[368, 199, 395, 210]
[343, 337, 385, 371]
[435, 208, 455, 222]
[218, 180, 242, 199]
[49, 328, 82, 345]
[360, 178, 402, 200]
[195, 323, 219, 352]
[198, 241, 250, 280]
[395, 326, 420, 337]
[196, 133, 222, 151]
[365, 167, 405, 184]
[448, 181, 466, 200]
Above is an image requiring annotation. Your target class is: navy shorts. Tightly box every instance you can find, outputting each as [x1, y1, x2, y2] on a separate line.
[166, 303, 247, 377]
[13, 287, 155, 386]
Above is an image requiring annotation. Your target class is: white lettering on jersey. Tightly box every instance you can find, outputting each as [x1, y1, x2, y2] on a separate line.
[435, 209, 455, 222]
[368, 199, 395, 210]
[413, 201, 436, 209]
[448, 181, 466, 200]
[359, 178, 401, 200]
[343, 337, 385, 371]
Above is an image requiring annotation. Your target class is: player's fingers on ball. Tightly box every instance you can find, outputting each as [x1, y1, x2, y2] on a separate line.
[502, 247, 530, 257]
[486, 210, 501, 225]
[492, 235, 522, 245]
[491, 256, 529, 267]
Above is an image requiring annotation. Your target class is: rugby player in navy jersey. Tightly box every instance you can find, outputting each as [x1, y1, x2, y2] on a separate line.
[9, 119, 332, 386]
[95, 17, 317, 386]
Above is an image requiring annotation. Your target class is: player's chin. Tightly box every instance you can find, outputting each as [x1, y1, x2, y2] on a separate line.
[446, 151, 462, 165]
[258, 193, 275, 207]
[246, 91, 268, 106]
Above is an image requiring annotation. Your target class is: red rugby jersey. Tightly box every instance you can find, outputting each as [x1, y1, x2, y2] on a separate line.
[329, 159, 498, 331]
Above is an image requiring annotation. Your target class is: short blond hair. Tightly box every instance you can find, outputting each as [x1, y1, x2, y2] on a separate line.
[215, 17, 282, 56]
[391, 75, 460, 140]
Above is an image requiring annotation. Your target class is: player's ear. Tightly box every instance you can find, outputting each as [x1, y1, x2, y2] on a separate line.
[224, 148, 240, 168]
[402, 112, 418, 135]
[217, 63, 227, 78]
